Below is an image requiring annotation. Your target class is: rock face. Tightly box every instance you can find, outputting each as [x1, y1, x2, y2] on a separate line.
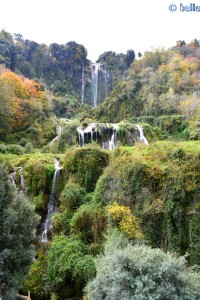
[76, 123, 149, 149]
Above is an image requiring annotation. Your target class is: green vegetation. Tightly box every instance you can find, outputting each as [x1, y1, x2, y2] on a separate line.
[86, 231, 200, 300]
[0, 165, 39, 299]
[0, 34, 200, 299]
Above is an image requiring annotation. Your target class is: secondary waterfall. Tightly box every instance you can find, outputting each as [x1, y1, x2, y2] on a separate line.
[136, 125, 149, 145]
[10, 167, 27, 192]
[41, 158, 61, 243]
[77, 123, 149, 149]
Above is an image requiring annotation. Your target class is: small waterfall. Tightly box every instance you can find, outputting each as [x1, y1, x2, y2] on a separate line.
[77, 125, 85, 146]
[136, 125, 149, 145]
[81, 60, 85, 104]
[108, 124, 118, 150]
[41, 158, 61, 243]
[49, 120, 62, 145]
[10, 167, 27, 192]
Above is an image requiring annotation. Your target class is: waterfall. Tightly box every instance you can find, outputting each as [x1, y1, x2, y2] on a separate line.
[108, 124, 118, 150]
[81, 60, 85, 104]
[103, 69, 108, 98]
[77, 123, 118, 150]
[91, 63, 100, 107]
[41, 158, 61, 243]
[136, 125, 149, 145]
[10, 167, 27, 192]
[90, 63, 111, 106]
[77, 125, 85, 146]
[77, 123, 149, 149]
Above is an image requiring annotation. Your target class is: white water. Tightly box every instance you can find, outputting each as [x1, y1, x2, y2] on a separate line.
[10, 167, 27, 192]
[41, 158, 61, 243]
[81, 60, 85, 104]
[77, 125, 85, 147]
[103, 69, 109, 98]
[77, 123, 119, 150]
[136, 125, 149, 145]
[77, 123, 149, 149]
[91, 63, 100, 107]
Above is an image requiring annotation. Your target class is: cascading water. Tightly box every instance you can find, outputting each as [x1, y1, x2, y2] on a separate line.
[41, 158, 61, 243]
[10, 167, 27, 192]
[103, 69, 109, 98]
[77, 123, 149, 149]
[91, 63, 100, 107]
[136, 125, 149, 145]
[91, 63, 111, 107]
[81, 60, 85, 104]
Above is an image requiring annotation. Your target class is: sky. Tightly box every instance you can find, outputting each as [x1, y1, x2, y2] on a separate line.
[0, 0, 200, 61]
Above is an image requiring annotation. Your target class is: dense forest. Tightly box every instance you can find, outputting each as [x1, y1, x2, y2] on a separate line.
[0, 29, 200, 300]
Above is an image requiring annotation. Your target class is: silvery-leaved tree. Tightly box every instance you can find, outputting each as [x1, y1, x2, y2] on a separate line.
[85, 230, 200, 300]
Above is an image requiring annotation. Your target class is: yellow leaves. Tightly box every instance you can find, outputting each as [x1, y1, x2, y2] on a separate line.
[0, 70, 48, 132]
[107, 201, 143, 239]
[179, 95, 200, 116]
[0, 71, 26, 97]
[0, 71, 45, 100]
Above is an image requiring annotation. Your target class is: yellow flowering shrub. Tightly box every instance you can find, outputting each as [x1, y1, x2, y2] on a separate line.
[107, 201, 143, 239]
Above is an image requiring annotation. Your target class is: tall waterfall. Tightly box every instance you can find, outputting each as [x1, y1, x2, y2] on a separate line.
[41, 158, 61, 243]
[103, 70, 109, 98]
[91, 63, 100, 107]
[81, 60, 85, 104]
[91, 63, 111, 107]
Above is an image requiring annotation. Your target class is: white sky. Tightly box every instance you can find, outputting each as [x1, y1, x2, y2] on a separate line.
[0, 0, 199, 61]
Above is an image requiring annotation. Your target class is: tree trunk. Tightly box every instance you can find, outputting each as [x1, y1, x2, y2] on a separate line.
[17, 290, 31, 300]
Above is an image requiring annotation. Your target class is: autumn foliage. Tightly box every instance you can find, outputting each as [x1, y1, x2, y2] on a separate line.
[0, 70, 52, 144]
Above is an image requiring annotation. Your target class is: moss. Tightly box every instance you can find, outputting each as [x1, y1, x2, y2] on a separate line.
[63, 147, 109, 192]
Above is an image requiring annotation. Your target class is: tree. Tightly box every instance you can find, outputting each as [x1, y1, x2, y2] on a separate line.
[86, 231, 200, 300]
[126, 49, 135, 67]
[45, 235, 95, 299]
[0, 164, 40, 299]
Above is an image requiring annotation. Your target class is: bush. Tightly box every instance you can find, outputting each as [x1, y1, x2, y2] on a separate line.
[64, 148, 109, 192]
[0, 143, 7, 154]
[0, 143, 24, 155]
[60, 183, 87, 211]
[45, 235, 95, 298]
[86, 232, 200, 300]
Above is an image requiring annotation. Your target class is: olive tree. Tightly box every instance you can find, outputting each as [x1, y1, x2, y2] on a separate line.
[86, 231, 200, 300]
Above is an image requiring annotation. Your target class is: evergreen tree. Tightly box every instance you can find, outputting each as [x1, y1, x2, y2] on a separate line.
[0, 164, 39, 299]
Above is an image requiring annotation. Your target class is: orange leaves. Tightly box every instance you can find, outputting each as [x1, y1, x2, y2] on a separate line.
[0, 70, 47, 132]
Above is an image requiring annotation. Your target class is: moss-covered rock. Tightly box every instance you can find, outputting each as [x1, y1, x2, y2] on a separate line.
[63, 147, 109, 192]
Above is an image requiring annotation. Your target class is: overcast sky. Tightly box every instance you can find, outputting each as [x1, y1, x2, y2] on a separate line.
[0, 0, 199, 61]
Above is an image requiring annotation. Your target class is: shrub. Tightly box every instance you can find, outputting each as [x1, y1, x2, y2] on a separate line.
[60, 183, 87, 211]
[86, 232, 200, 300]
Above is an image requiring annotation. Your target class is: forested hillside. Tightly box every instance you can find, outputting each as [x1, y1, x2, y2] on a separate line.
[0, 30, 200, 300]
